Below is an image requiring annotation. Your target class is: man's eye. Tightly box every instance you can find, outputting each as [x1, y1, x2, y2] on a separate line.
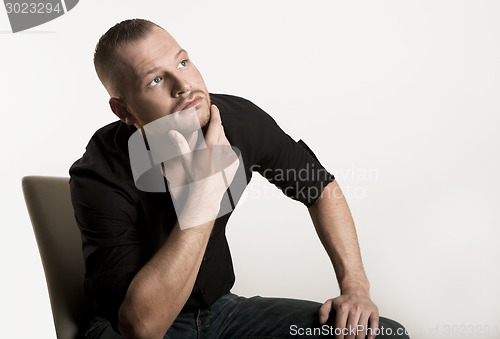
[177, 59, 188, 69]
[148, 77, 161, 87]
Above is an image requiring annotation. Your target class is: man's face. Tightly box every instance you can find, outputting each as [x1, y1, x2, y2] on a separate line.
[116, 26, 211, 128]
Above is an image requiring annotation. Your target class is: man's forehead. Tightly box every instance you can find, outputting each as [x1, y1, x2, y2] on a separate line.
[116, 27, 182, 77]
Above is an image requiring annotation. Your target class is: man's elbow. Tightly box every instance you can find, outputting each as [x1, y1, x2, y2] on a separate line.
[117, 316, 147, 339]
[117, 302, 173, 339]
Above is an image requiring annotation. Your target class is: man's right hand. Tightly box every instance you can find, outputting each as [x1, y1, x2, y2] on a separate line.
[162, 104, 240, 229]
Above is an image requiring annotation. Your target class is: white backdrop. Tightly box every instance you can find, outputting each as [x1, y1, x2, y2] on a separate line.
[1, 1, 499, 338]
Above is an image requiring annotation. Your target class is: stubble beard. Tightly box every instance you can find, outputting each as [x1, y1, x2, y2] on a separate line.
[169, 89, 211, 130]
[198, 94, 212, 135]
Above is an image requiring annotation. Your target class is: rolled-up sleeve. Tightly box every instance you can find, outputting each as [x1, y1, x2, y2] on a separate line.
[229, 98, 335, 207]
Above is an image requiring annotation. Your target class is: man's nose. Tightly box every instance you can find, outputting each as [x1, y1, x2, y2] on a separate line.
[171, 75, 191, 97]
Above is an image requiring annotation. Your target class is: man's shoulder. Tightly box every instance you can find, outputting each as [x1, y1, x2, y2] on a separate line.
[209, 93, 250, 104]
[69, 120, 135, 179]
[92, 120, 135, 146]
[209, 93, 274, 127]
[209, 93, 262, 114]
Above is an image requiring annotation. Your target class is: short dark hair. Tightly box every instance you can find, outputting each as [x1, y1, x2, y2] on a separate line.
[94, 18, 160, 96]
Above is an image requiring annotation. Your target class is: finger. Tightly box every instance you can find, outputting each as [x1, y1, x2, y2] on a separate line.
[205, 104, 222, 146]
[169, 130, 191, 154]
[334, 303, 349, 339]
[345, 309, 361, 339]
[355, 312, 370, 339]
[218, 124, 229, 145]
[367, 312, 379, 339]
[318, 299, 333, 325]
[187, 130, 199, 148]
[169, 130, 193, 177]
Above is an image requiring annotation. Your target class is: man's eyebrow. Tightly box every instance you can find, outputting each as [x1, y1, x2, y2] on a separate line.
[175, 48, 187, 59]
[140, 49, 188, 82]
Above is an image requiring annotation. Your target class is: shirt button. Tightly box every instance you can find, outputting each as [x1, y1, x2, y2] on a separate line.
[203, 256, 207, 262]
[203, 288, 207, 294]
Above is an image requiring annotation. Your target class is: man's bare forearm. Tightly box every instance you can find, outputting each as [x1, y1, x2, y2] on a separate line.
[117, 219, 214, 339]
[117, 105, 240, 338]
[308, 180, 369, 294]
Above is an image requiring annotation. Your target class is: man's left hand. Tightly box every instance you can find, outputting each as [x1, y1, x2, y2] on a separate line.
[319, 293, 379, 339]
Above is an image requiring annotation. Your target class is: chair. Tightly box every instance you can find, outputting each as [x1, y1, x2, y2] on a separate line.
[22, 176, 91, 339]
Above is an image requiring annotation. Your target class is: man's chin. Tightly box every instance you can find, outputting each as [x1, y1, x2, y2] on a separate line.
[196, 99, 211, 129]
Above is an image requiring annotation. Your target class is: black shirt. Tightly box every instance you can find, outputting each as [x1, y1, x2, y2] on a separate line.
[69, 94, 335, 329]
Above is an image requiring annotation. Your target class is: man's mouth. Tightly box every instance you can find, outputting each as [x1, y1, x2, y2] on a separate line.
[181, 96, 203, 111]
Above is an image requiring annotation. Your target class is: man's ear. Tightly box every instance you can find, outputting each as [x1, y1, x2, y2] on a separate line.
[109, 97, 137, 125]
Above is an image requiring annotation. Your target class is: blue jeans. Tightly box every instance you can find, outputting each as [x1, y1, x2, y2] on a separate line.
[87, 293, 409, 338]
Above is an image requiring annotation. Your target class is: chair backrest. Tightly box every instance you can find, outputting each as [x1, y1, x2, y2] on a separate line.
[22, 176, 90, 339]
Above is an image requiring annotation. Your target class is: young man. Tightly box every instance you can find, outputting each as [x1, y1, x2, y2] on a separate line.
[70, 19, 409, 339]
